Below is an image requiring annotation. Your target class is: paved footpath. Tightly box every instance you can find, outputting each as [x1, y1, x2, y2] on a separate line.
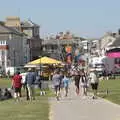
[49, 83, 120, 120]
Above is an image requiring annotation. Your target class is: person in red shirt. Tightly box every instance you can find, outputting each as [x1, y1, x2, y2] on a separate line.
[12, 71, 22, 101]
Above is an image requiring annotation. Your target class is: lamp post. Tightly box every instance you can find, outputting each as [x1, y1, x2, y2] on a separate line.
[13, 48, 16, 75]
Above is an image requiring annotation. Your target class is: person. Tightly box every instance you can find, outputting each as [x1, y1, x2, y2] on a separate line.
[25, 68, 36, 100]
[80, 69, 88, 96]
[20, 72, 29, 100]
[59, 70, 64, 92]
[7, 70, 10, 79]
[35, 72, 45, 96]
[3, 88, 12, 99]
[52, 70, 61, 101]
[12, 71, 22, 101]
[89, 69, 99, 99]
[0, 88, 3, 101]
[74, 67, 80, 95]
[62, 74, 70, 97]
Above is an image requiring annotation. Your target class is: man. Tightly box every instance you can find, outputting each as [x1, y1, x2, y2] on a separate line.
[12, 71, 22, 101]
[25, 68, 36, 100]
[20, 72, 29, 100]
[89, 69, 99, 99]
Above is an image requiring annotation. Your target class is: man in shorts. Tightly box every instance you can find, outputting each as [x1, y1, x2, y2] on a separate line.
[89, 69, 99, 99]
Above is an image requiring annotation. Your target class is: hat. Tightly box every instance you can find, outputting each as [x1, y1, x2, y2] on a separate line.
[28, 68, 32, 72]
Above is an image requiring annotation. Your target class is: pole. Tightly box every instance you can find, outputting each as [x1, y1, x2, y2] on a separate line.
[39, 39, 42, 76]
[13, 49, 15, 75]
[40, 56, 41, 76]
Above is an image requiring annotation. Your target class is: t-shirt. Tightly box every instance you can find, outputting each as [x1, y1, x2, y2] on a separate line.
[89, 72, 99, 83]
[25, 72, 36, 85]
[12, 74, 22, 88]
[52, 74, 60, 86]
[63, 77, 69, 88]
[20, 72, 27, 84]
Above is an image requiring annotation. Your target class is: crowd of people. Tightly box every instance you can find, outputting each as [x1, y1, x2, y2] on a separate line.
[52, 66, 99, 101]
[11, 68, 45, 102]
[0, 65, 100, 102]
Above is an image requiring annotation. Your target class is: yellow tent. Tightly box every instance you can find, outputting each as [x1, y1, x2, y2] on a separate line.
[27, 56, 62, 65]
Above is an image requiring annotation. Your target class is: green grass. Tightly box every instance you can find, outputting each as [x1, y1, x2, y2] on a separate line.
[0, 78, 53, 120]
[0, 97, 49, 120]
[98, 79, 120, 105]
[0, 78, 11, 88]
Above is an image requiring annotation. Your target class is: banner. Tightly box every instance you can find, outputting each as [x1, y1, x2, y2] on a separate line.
[65, 46, 72, 64]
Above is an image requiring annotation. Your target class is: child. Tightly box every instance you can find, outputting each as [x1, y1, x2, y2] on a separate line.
[62, 75, 70, 97]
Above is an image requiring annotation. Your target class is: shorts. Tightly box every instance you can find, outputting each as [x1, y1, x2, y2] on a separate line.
[54, 85, 59, 92]
[91, 83, 98, 90]
[75, 76, 80, 90]
[14, 87, 21, 93]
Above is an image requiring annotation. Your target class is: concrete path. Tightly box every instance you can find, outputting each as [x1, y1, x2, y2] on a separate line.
[49, 83, 120, 120]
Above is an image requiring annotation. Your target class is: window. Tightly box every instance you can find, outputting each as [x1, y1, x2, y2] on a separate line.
[1, 50, 5, 56]
[109, 39, 112, 42]
[2, 61, 4, 66]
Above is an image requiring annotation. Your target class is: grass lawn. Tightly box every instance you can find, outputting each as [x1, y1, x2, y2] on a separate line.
[98, 79, 120, 105]
[0, 78, 53, 120]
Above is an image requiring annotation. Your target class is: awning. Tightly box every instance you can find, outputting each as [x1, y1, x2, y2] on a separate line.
[106, 52, 120, 58]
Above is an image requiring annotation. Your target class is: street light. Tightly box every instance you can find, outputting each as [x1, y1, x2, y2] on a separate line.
[13, 48, 16, 75]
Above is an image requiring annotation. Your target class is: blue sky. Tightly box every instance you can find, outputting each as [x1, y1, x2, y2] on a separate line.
[0, 0, 120, 38]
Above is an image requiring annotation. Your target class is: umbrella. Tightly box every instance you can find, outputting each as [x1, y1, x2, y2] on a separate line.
[24, 64, 40, 68]
[27, 56, 62, 65]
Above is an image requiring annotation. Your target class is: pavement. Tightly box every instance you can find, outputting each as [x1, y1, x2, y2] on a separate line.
[49, 83, 120, 120]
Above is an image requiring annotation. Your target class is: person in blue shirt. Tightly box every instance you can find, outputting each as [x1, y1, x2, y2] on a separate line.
[62, 74, 70, 97]
[25, 68, 36, 100]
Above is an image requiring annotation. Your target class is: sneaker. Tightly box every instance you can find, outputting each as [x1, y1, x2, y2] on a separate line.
[56, 96, 59, 101]
[43, 91, 46, 95]
[40, 92, 43, 96]
[92, 96, 95, 99]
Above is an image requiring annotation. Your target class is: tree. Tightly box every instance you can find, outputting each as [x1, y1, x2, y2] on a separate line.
[0, 21, 5, 26]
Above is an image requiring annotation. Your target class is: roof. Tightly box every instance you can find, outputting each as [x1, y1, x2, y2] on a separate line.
[106, 48, 120, 53]
[21, 20, 39, 28]
[0, 24, 23, 35]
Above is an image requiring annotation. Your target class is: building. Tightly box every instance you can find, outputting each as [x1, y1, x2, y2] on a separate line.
[42, 37, 83, 63]
[0, 24, 29, 73]
[21, 20, 41, 60]
[99, 32, 116, 55]
[5, 17, 41, 61]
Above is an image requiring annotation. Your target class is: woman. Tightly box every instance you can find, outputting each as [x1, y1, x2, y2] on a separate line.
[52, 70, 61, 100]
[80, 69, 88, 96]
[12, 71, 22, 101]
[62, 74, 70, 97]
[74, 68, 80, 95]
